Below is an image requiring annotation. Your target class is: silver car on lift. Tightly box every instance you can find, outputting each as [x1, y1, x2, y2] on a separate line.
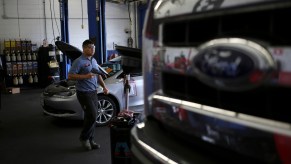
[40, 41, 144, 126]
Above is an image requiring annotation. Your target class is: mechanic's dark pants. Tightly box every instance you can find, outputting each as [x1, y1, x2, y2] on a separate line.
[76, 90, 98, 141]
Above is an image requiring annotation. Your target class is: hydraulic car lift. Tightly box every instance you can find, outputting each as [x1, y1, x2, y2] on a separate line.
[58, 0, 107, 79]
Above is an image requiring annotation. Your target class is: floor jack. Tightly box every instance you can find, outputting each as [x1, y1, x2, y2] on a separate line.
[110, 74, 135, 164]
[118, 74, 135, 122]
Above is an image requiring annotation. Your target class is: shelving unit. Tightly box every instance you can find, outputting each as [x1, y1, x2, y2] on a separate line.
[2, 39, 39, 90]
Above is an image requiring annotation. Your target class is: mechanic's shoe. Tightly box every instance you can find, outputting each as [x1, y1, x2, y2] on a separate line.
[90, 140, 101, 149]
[80, 139, 92, 151]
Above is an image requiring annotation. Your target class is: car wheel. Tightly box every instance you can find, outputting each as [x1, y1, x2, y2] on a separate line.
[96, 95, 117, 126]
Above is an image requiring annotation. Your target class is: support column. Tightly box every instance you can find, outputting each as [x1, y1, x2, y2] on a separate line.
[87, 0, 107, 64]
[59, 0, 69, 79]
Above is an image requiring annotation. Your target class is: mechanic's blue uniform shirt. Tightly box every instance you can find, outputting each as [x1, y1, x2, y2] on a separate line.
[69, 54, 100, 92]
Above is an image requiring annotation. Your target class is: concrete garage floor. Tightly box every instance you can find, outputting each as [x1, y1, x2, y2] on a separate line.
[0, 88, 111, 164]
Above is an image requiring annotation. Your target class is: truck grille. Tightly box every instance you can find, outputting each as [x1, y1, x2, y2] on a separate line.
[163, 5, 291, 46]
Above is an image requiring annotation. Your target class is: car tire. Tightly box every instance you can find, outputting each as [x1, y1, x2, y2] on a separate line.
[96, 95, 117, 126]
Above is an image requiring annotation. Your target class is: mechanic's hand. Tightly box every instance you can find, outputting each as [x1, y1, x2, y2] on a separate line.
[85, 73, 95, 79]
[103, 87, 109, 95]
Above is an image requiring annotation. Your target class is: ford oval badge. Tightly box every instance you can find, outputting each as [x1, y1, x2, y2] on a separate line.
[191, 38, 277, 91]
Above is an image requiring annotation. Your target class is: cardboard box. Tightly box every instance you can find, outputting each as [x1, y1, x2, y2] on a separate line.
[6, 87, 20, 94]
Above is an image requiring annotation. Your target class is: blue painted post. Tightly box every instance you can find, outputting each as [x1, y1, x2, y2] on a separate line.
[59, 0, 69, 79]
[87, 0, 106, 64]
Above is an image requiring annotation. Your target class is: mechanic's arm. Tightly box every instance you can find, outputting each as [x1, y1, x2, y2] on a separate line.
[68, 73, 94, 80]
[98, 75, 109, 95]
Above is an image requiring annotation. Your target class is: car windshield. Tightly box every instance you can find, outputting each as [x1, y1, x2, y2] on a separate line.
[101, 57, 121, 77]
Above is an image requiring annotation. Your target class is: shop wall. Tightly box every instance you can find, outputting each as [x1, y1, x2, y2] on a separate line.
[0, 0, 137, 53]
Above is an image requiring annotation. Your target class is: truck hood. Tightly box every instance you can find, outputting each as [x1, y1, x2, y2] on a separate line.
[115, 45, 142, 74]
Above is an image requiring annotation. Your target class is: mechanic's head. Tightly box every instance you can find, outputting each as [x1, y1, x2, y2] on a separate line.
[82, 39, 94, 49]
[82, 39, 95, 56]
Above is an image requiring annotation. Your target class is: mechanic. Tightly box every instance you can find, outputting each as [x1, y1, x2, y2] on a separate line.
[68, 39, 109, 151]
